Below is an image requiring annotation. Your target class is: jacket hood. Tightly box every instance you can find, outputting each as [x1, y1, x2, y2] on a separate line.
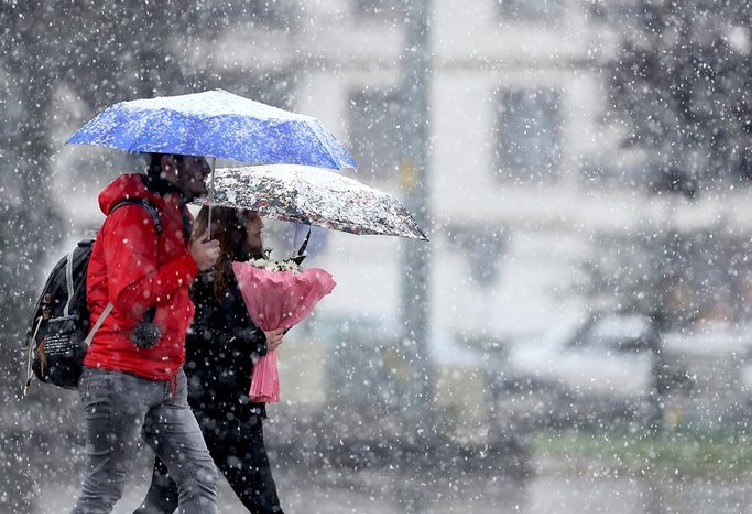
[98, 173, 156, 215]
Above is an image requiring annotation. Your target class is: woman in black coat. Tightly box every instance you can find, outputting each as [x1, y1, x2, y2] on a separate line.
[134, 206, 286, 514]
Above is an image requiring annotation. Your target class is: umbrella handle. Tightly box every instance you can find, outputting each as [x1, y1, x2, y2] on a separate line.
[292, 222, 299, 255]
[207, 157, 216, 239]
[292, 226, 311, 265]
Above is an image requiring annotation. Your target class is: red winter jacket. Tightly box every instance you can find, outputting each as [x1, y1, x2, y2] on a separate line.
[84, 173, 199, 380]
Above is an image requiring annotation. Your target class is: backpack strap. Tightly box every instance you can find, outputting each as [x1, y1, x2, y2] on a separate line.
[63, 247, 75, 317]
[85, 302, 113, 346]
[23, 315, 44, 396]
[111, 198, 163, 236]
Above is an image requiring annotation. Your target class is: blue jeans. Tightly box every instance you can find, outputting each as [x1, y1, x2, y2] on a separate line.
[70, 367, 218, 514]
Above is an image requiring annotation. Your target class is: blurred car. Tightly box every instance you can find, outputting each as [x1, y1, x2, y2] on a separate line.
[664, 324, 752, 430]
[498, 312, 671, 429]
[303, 311, 692, 434]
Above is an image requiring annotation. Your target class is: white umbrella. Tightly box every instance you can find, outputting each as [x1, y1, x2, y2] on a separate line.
[195, 164, 428, 241]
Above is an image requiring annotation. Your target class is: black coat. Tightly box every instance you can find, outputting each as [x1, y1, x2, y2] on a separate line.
[185, 270, 268, 419]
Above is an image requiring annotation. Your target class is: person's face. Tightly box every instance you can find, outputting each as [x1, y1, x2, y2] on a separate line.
[163, 155, 211, 196]
[245, 212, 264, 254]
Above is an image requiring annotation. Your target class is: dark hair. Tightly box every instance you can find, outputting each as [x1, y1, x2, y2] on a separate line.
[148, 153, 184, 177]
[194, 205, 258, 297]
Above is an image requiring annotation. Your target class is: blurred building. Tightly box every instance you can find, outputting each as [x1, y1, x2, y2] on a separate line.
[51, 0, 752, 344]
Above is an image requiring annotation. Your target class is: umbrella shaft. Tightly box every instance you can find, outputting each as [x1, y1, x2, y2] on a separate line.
[207, 158, 216, 239]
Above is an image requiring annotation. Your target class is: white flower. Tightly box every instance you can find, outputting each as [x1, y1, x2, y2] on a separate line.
[246, 256, 301, 273]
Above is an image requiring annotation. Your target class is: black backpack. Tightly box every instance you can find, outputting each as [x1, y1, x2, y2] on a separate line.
[23, 199, 162, 392]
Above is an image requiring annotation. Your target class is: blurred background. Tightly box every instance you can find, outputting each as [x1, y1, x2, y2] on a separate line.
[5, 1, 752, 513]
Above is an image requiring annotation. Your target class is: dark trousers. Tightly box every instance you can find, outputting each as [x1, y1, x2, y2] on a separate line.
[134, 407, 283, 514]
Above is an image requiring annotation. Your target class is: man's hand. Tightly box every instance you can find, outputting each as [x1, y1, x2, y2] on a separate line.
[264, 327, 285, 351]
[191, 228, 220, 271]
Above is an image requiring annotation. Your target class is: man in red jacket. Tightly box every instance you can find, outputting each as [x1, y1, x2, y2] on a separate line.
[70, 154, 221, 514]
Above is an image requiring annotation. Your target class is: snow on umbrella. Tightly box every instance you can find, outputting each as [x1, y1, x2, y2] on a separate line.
[66, 89, 356, 170]
[197, 164, 429, 241]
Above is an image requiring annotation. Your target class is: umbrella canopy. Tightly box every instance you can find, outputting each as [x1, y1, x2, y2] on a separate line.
[196, 164, 428, 241]
[67, 89, 356, 170]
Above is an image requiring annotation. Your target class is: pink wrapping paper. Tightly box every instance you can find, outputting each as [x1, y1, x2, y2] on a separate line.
[232, 262, 336, 402]
[248, 349, 279, 403]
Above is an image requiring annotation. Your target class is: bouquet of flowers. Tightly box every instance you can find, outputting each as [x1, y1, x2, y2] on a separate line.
[232, 256, 336, 402]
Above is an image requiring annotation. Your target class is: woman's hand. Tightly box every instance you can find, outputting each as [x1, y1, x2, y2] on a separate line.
[264, 327, 286, 351]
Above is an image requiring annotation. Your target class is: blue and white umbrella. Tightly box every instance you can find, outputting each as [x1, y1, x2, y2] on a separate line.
[67, 89, 356, 171]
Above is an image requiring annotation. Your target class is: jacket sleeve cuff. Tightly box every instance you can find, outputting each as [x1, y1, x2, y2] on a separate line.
[237, 327, 267, 356]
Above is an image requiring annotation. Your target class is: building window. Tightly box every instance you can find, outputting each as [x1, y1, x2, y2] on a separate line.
[349, 89, 404, 182]
[496, 89, 560, 180]
[498, 0, 564, 20]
